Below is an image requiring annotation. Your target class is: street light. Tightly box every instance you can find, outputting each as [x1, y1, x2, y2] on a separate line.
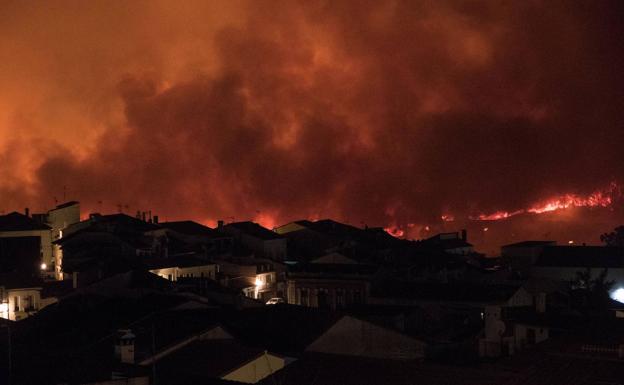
[611, 288, 624, 303]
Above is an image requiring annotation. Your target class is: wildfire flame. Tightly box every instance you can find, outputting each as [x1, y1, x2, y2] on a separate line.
[384, 226, 405, 237]
[441, 214, 455, 222]
[470, 182, 618, 221]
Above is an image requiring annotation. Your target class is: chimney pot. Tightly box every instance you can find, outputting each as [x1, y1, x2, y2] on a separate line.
[25, 207, 30, 217]
[114, 329, 136, 364]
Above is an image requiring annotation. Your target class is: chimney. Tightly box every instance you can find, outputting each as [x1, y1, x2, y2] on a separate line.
[25, 207, 30, 217]
[153, 215, 159, 224]
[461, 229, 467, 242]
[218, 220, 224, 229]
[141, 212, 146, 222]
[114, 329, 136, 364]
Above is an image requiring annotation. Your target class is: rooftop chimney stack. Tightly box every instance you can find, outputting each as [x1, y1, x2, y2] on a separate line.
[153, 215, 159, 224]
[218, 220, 224, 229]
[25, 207, 30, 217]
[461, 229, 467, 242]
[114, 329, 135, 364]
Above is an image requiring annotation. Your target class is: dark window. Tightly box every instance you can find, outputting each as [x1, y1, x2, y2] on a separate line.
[336, 289, 345, 308]
[318, 289, 329, 309]
[353, 290, 362, 305]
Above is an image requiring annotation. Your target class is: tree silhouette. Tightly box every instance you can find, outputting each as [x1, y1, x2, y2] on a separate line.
[600, 225, 624, 247]
[570, 268, 615, 313]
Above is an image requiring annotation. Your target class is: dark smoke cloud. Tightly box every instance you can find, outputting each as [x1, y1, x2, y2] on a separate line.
[1, 0, 623, 237]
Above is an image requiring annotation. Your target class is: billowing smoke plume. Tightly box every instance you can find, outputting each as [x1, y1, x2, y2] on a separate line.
[1, 1, 623, 243]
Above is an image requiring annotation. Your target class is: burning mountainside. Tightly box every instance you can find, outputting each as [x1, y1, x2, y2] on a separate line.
[384, 182, 623, 255]
[470, 183, 619, 221]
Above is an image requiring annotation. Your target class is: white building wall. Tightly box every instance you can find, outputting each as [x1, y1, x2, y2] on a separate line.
[150, 264, 217, 281]
[2, 287, 42, 321]
[47, 203, 80, 280]
[221, 353, 285, 384]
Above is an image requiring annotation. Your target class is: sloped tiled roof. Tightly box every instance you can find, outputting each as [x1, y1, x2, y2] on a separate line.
[225, 221, 283, 240]
[0, 212, 51, 231]
[161, 221, 223, 238]
[502, 240, 556, 248]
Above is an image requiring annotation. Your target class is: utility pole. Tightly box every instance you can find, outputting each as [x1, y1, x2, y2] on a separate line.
[2, 323, 11, 385]
[151, 322, 156, 385]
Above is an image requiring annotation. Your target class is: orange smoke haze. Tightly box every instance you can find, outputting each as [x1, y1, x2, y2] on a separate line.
[1, 1, 624, 250]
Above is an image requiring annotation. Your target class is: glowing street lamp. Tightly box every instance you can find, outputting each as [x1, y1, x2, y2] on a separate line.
[610, 288, 624, 304]
[40, 263, 47, 271]
[255, 277, 263, 287]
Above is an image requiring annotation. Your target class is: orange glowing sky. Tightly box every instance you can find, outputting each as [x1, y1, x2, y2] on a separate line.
[1, 0, 624, 250]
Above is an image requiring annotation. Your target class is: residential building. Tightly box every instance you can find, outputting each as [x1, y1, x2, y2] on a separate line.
[276, 219, 402, 264]
[421, 231, 474, 255]
[501, 240, 557, 278]
[148, 257, 218, 282]
[531, 246, 624, 298]
[157, 220, 233, 257]
[0, 274, 59, 321]
[218, 256, 281, 300]
[222, 221, 287, 260]
[42, 201, 81, 279]
[306, 315, 427, 360]
[0, 211, 52, 276]
[286, 263, 377, 309]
